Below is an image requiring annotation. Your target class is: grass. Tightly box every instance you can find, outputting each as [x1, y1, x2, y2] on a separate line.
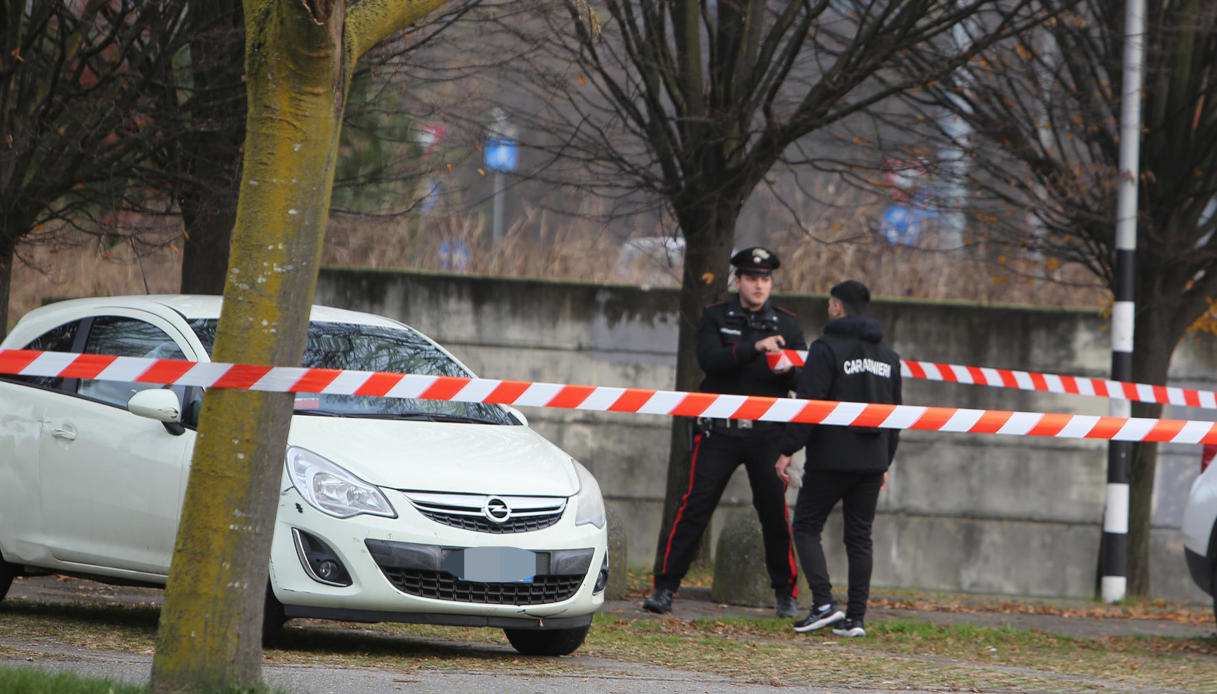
[0, 668, 285, 694]
[0, 668, 147, 694]
[1, 588, 1214, 693]
[584, 613, 1217, 691]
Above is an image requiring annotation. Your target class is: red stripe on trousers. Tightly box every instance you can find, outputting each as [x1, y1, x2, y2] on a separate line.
[658, 432, 703, 583]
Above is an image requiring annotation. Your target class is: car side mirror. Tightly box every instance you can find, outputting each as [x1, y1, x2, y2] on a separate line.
[128, 388, 182, 424]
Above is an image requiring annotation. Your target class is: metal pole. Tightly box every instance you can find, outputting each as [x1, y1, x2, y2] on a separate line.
[938, 18, 974, 250]
[493, 170, 505, 243]
[1102, 0, 1145, 604]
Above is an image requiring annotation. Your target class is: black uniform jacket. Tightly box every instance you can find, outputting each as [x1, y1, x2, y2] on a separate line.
[696, 296, 806, 398]
[778, 314, 902, 472]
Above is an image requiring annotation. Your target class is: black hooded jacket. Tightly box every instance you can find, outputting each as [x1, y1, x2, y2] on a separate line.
[778, 314, 902, 472]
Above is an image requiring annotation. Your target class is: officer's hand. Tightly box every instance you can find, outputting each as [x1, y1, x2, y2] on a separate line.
[775, 454, 792, 484]
[755, 335, 786, 353]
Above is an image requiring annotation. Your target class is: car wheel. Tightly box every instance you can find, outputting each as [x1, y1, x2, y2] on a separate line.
[503, 624, 590, 656]
[0, 561, 13, 601]
[262, 586, 286, 647]
[1211, 562, 1217, 627]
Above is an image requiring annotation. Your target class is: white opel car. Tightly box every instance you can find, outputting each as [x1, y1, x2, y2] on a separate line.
[0, 295, 608, 655]
[1183, 451, 1217, 624]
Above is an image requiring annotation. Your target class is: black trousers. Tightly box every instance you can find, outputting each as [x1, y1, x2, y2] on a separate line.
[791, 468, 884, 621]
[654, 428, 797, 593]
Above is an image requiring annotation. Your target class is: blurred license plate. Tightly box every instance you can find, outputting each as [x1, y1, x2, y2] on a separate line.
[445, 547, 536, 582]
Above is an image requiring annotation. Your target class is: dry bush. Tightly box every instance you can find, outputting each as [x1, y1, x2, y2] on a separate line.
[8, 202, 1103, 331]
[9, 239, 182, 327]
[323, 203, 1104, 308]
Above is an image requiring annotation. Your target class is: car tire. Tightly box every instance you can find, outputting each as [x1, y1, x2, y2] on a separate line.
[0, 561, 13, 601]
[262, 586, 286, 647]
[503, 624, 590, 656]
[1211, 561, 1217, 627]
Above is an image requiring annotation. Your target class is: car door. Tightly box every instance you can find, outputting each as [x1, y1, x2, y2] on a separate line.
[0, 319, 84, 561]
[38, 311, 197, 577]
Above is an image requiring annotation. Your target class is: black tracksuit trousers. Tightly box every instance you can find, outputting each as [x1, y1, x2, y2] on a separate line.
[791, 468, 884, 621]
[654, 428, 797, 593]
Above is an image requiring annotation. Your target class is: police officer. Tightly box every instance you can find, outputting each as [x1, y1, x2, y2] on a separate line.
[643, 247, 805, 618]
[774, 280, 901, 638]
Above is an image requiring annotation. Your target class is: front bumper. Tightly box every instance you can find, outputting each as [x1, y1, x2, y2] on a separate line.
[269, 487, 607, 627]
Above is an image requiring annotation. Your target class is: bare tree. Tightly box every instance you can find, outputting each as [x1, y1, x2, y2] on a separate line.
[873, 0, 1217, 596]
[153, 1, 472, 295]
[463, 0, 1056, 572]
[162, 0, 246, 295]
[0, 1, 188, 338]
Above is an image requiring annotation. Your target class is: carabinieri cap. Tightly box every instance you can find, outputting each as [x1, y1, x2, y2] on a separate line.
[730, 247, 781, 276]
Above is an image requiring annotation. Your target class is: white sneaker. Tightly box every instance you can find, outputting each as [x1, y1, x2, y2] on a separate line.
[793, 604, 845, 633]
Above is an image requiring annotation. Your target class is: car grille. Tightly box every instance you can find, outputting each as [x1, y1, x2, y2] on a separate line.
[378, 568, 584, 605]
[403, 492, 566, 534]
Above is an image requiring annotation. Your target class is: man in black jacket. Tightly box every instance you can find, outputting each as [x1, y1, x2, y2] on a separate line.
[775, 280, 901, 638]
[642, 247, 806, 617]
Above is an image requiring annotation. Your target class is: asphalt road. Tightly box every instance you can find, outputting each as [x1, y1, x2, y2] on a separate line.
[2, 575, 1214, 693]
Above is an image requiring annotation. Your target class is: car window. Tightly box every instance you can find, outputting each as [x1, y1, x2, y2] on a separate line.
[78, 316, 190, 409]
[189, 319, 516, 425]
[2, 320, 82, 390]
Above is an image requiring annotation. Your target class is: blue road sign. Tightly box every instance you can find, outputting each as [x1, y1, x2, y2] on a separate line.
[485, 137, 518, 172]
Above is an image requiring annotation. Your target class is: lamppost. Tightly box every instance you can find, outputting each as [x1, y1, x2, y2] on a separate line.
[485, 108, 518, 243]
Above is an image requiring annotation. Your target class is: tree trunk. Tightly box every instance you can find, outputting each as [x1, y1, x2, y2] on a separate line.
[150, 2, 349, 691]
[1125, 315, 1176, 597]
[151, 0, 450, 687]
[178, 181, 238, 295]
[652, 205, 737, 574]
[177, 0, 245, 296]
[0, 243, 12, 342]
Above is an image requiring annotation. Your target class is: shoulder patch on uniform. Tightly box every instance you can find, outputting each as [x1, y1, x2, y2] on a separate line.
[774, 305, 797, 317]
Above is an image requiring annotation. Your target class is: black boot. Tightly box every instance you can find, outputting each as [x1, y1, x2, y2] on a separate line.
[774, 587, 798, 618]
[642, 586, 675, 613]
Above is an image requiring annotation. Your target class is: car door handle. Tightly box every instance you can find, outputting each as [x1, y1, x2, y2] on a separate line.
[48, 423, 77, 441]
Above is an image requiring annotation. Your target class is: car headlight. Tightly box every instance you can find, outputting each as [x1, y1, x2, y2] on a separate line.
[573, 460, 606, 529]
[286, 446, 396, 519]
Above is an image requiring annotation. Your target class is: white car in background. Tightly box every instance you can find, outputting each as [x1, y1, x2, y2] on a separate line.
[1183, 448, 1217, 624]
[0, 295, 608, 656]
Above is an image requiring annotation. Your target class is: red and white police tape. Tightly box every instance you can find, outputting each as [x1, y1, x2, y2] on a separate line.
[3, 348, 1216, 444]
[768, 350, 1217, 410]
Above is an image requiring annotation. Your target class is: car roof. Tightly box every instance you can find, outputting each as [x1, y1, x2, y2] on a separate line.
[11, 294, 409, 333]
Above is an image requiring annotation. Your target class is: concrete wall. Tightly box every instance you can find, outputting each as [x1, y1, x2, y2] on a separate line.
[315, 267, 1217, 603]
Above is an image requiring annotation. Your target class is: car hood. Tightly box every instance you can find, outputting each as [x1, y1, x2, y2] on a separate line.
[285, 417, 580, 496]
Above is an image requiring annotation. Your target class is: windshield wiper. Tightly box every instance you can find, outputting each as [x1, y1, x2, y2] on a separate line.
[394, 412, 502, 424]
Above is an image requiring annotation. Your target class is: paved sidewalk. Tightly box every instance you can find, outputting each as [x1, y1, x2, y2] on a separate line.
[0, 638, 837, 694]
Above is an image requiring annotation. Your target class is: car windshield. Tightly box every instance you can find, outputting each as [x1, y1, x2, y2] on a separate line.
[189, 319, 516, 425]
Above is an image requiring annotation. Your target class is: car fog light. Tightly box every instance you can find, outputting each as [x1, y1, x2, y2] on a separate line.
[593, 554, 609, 594]
[316, 560, 343, 582]
[292, 528, 353, 587]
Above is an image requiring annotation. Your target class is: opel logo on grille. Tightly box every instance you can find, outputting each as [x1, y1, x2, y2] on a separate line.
[482, 496, 512, 523]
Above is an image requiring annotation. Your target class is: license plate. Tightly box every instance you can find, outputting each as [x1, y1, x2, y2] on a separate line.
[444, 547, 536, 582]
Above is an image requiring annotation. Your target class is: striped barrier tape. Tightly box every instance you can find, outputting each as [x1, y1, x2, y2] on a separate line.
[767, 349, 1217, 409]
[2, 348, 1216, 444]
